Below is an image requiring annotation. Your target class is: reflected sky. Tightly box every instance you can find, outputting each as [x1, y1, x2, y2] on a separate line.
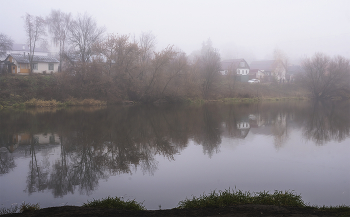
[0, 101, 349, 209]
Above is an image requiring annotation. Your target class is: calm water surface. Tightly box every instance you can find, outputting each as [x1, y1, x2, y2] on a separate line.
[0, 101, 349, 209]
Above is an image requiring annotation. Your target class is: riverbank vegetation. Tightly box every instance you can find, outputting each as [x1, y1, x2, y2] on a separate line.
[1, 10, 349, 108]
[82, 196, 145, 210]
[0, 72, 308, 109]
[1, 189, 349, 216]
[177, 189, 306, 209]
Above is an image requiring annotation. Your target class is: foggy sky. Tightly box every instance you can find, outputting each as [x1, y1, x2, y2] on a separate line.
[1, 0, 349, 63]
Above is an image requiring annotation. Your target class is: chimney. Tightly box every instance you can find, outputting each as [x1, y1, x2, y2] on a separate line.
[24, 52, 25, 57]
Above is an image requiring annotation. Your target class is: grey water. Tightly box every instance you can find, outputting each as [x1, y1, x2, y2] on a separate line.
[0, 101, 349, 210]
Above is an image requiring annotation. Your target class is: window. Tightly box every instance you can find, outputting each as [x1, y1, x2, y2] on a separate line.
[49, 63, 54, 70]
[32, 63, 38, 70]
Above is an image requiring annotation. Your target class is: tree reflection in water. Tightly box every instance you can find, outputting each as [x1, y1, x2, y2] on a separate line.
[0, 101, 349, 197]
[302, 101, 350, 145]
[0, 151, 15, 175]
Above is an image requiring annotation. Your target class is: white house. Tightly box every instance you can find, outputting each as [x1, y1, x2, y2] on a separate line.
[4, 53, 59, 74]
[220, 59, 250, 75]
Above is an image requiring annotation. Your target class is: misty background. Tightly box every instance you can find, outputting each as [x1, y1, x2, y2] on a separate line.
[1, 0, 349, 64]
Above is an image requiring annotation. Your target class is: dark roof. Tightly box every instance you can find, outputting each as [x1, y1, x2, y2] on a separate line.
[9, 54, 59, 63]
[11, 44, 48, 53]
[220, 59, 249, 70]
[249, 60, 276, 71]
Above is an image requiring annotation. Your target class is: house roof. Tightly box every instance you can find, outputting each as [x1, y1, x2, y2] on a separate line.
[9, 54, 59, 63]
[220, 59, 249, 70]
[249, 60, 276, 71]
[11, 44, 48, 53]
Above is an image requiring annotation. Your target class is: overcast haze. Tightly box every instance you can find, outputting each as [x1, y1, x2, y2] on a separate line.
[1, 0, 350, 63]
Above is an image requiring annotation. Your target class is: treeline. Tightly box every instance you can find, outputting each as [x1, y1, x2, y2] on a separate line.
[9, 10, 238, 102]
[4, 9, 349, 102]
[1, 10, 307, 103]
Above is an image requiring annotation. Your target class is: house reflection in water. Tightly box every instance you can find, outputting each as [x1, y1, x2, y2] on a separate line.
[248, 112, 294, 149]
[3, 133, 60, 153]
[236, 120, 250, 138]
[220, 111, 293, 149]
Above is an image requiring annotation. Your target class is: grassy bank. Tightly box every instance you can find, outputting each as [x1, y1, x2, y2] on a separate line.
[1, 189, 349, 215]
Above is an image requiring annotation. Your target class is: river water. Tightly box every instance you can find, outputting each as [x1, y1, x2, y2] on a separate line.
[0, 101, 349, 209]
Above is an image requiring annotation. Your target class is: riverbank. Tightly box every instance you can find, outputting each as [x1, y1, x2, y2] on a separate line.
[0, 73, 311, 110]
[0, 96, 309, 110]
[2, 204, 350, 217]
[2, 190, 349, 216]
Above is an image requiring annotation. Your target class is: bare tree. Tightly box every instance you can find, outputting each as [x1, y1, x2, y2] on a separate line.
[24, 13, 47, 74]
[0, 33, 13, 56]
[68, 13, 105, 65]
[301, 53, 350, 99]
[139, 31, 156, 63]
[160, 50, 188, 98]
[47, 10, 71, 72]
[139, 46, 176, 102]
[199, 40, 221, 99]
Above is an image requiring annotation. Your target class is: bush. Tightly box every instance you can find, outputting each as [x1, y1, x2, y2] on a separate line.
[177, 189, 306, 209]
[19, 202, 40, 213]
[82, 196, 145, 210]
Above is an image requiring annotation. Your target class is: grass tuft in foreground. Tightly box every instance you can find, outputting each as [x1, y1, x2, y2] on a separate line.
[19, 202, 40, 213]
[82, 196, 145, 210]
[0, 204, 18, 215]
[177, 189, 306, 209]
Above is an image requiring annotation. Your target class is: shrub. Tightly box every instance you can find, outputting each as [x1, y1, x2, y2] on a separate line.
[177, 189, 306, 209]
[19, 202, 40, 213]
[82, 196, 145, 210]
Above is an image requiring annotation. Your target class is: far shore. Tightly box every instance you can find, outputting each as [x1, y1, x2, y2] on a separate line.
[0, 96, 312, 110]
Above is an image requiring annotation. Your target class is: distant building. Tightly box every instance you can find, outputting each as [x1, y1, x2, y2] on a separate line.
[249, 60, 286, 82]
[4, 53, 59, 74]
[220, 59, 250, 82]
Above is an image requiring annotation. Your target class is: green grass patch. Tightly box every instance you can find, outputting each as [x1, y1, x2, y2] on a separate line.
[82, 196, 145, 210]
[177, 189, 306, 209]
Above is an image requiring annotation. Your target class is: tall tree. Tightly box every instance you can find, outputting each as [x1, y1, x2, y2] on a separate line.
[68, 13, 105, 66]
[0, 33, 13, 57]
[24, 13, 46, 74]
[139, 31, 156, 63]
[47, 10, 71, 72]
